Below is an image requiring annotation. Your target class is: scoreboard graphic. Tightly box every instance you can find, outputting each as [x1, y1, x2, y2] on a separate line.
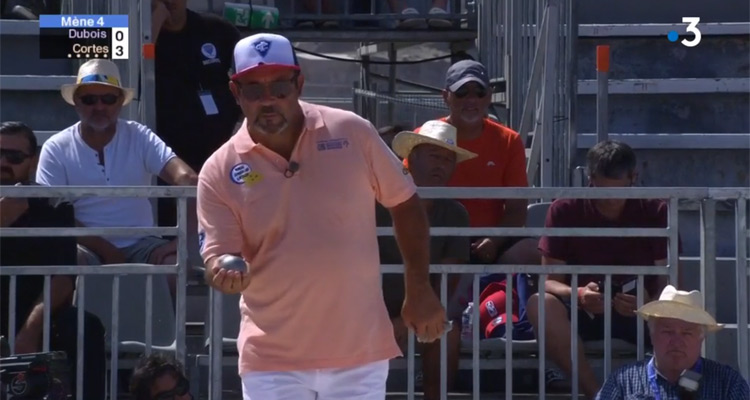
[39, 15, 128, 60]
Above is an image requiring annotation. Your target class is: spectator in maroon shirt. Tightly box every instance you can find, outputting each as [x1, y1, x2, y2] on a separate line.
[526, 140, 676, 399]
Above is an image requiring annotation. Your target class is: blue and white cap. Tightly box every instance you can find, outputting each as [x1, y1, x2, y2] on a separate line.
[232, 33, 300, 80]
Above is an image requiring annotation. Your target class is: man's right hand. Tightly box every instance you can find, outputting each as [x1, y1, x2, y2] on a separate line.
[579, 282, 605, 314]
[210, 261, 251, 294]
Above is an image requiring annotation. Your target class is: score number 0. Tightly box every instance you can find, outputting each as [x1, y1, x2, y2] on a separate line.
[112, 27, 129, 59]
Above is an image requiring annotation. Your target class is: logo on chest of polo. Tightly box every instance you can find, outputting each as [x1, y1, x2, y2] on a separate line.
[201, 42, 221, 65]
[316, 138, 350, 152]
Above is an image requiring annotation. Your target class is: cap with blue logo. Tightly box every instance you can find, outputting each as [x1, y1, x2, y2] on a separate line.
[232, 33, 300, 80]
[445, 60, 490, 92]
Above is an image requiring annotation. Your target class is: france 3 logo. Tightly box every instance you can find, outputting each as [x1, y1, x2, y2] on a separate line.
[668, 17, 702, 48]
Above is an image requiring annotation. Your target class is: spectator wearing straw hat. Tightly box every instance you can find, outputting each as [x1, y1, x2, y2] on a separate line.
[196, 33, 447, 399]
[35, 59, 197, 295]
[597, 285, 749, 399]
[378, 120, 474, 400]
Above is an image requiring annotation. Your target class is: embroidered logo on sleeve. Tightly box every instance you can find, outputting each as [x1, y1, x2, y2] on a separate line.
[198, 230, 206, 252]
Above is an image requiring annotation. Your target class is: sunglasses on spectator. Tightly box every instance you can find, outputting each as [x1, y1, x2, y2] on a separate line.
[234, 75, 298, 102]
[0, 148, 32, 165]
[78, 93, 120, 106]
[453, 86, 487, 99]
[153, 375, 191, 400]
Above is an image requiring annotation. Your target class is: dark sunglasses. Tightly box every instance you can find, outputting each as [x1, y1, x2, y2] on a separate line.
[0, 148, 32, 165]
[234, 76, 297, 102]
[453, 86, 487, 99]
[153, 375, 190, 400]
[78, 93, 120, 106]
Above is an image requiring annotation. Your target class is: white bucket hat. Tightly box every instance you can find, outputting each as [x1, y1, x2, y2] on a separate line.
[391, 120, 477, 163]
[636, 285, 723, 332]
[60, 59, 135, 106]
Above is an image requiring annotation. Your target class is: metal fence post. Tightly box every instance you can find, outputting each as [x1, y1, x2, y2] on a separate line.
[209, 289, 224, 400]
[735, 198, 749, 379]
[596, 45, 609, 143]
[700, 199, 718, 359]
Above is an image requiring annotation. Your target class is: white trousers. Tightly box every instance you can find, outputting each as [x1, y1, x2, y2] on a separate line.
[241, 359, 389, 400]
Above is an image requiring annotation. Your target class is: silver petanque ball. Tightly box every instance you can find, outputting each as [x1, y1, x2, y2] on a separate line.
[218, 255, 247, 272]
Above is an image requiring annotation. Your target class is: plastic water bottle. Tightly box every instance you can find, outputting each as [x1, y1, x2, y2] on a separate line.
[461, 302, 474, 342]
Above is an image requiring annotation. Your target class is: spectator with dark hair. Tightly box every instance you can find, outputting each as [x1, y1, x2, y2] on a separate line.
[0, 121, 106, 399]
[130, 353, 192, 400]
[526, 140, 676, 399]
[151, 0, 241, 236]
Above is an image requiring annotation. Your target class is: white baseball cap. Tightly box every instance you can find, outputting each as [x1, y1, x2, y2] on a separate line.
[232, 33, 300, 80]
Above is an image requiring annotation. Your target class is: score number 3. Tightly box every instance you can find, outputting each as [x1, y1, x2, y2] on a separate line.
[112, 27, 129, 59]
[681, 17, 702, 47]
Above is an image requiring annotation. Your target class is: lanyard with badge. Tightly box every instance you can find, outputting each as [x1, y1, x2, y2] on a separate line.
[647, 357, 703, 400]
[187, 20, 221, 116]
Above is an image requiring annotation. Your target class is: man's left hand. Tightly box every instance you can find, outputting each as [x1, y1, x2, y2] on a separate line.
[148, 240, 177, 265]
[471, 237, 498, 263]
[401, 283, 447, 343]
[613, 293, 638, 317]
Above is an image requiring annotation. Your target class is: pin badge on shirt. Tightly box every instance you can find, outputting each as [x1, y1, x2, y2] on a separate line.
[199, 90, 219, 116]
[242, 171, 263, 187]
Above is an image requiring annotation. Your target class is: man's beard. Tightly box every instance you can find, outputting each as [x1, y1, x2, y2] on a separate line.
[253, 106, 289, 135]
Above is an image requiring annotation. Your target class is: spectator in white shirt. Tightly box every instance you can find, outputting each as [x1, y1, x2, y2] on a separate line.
[35, 59, 197, 295]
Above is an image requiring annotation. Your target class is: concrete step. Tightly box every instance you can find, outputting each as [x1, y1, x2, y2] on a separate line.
[576, 36, 750, 79]
[0, 89, 79, 130]
[575, 0, 748, 24]
[577, 77, 749, 95]
[0, 21, 75, 75]
[576, 93, 749, 134]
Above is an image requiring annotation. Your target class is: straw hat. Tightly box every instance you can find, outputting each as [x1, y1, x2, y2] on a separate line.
[60, 59, 134, 106]
[636, 285, 723, 332]
[391, 120, 477, 163]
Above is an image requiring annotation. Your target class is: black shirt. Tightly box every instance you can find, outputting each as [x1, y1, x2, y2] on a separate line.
[0, 198, 77, 337]
[155, 10, 242, 171]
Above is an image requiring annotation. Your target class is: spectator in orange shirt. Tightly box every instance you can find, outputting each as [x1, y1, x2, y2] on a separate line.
[432, 60, 540, 267]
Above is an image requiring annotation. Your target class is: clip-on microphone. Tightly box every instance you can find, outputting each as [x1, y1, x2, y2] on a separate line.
[677, 368, 701, 400]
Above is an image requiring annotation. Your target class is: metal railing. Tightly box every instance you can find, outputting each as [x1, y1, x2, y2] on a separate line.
[203, 186, 750, 399]
[2, 186, 748, 399]
[0, 185, 193, 400]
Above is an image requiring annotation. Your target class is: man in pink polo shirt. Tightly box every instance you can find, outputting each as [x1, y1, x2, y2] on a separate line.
[196, 33, 447, 399]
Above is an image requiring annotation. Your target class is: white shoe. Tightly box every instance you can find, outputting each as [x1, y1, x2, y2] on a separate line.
[427, 7, 452, 28]
[398, 7, 426, 29]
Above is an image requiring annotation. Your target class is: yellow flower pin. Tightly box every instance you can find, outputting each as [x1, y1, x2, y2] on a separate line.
[243, 171, 263, 186]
